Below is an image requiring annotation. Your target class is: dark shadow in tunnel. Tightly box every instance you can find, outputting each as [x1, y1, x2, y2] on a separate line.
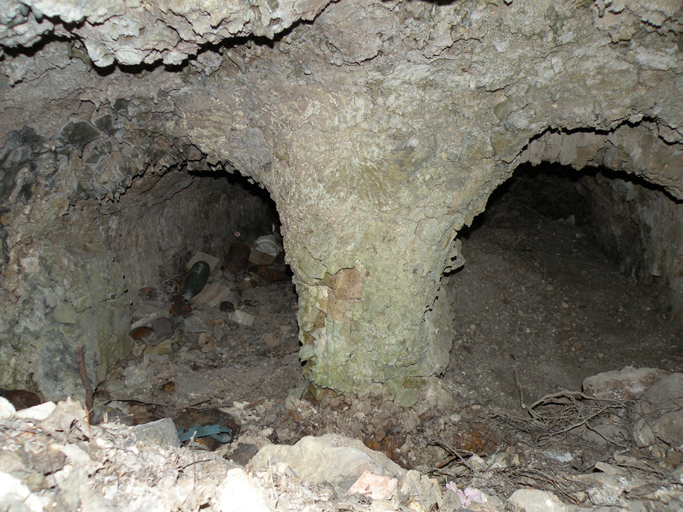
[461, 162, 680, 264]
[446, 161, 683, 409]
[188, 168, 281, 234]
[93, 165, 301, 430]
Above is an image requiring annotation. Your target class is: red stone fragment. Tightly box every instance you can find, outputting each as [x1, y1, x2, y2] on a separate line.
[0, 389, 42, 410]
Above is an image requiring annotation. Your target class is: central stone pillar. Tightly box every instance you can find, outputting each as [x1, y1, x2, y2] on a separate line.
[177, 60, 479, 399]
[290, 212, 462, 396]
[191, 117, 471, 396]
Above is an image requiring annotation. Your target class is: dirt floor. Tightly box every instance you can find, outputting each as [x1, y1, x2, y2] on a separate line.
[448, 169, 683, 412]
[91, 168, 683, 503]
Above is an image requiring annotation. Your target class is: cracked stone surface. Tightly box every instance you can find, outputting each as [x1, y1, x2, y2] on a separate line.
[0, 0, 682, 399]
[0, 0, 332, 67]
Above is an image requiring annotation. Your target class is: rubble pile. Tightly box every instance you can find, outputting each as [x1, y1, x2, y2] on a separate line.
[2, 366, 683, 511]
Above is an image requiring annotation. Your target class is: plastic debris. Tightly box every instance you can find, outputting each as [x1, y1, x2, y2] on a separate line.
[249, 235, 279, 265]
[446, 481, 488, 508]
[233, 227, 262, 245]
[178, 424, 233, 444]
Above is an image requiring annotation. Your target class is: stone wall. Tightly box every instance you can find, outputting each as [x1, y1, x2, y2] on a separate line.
[1, 0, 682, 400]
[105, 169, 276, 300]
[581, 173, 683, 320]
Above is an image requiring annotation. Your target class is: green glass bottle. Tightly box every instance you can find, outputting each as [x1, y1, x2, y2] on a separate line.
[183, 261, 210, 304]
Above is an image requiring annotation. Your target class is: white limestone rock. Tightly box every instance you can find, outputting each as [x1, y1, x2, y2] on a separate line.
[507, 489, 569, 512]
[0, 397, 15, 420]
[216, 467, 275, 512]
[250, 433, 405, 493]
[583, 366, 670, 400]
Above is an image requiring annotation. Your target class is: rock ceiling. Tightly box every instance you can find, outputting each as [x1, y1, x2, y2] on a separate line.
[0, 0, 682, 398]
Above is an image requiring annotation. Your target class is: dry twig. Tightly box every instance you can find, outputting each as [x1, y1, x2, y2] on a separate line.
[503, 375, 632, 445]
[77, 346, 94, 421]
[428, 440, 478, 472]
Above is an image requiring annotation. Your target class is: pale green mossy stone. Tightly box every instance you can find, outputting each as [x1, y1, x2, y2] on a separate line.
[398, 388, 419, 408]
[54, 302, 78, 324]
[299, 344, 315, 362]
[493, 96, 513, 122]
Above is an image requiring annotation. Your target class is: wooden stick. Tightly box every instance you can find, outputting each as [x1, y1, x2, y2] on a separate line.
[77, 346, 94, 421]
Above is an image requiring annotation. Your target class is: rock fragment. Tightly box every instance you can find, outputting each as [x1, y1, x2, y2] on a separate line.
[216, 468, 275, 512]
[631, 372, 683, 450]
[250, 433, 405, 493]
[507, 489, 568, 511]
[583, 366, 670, 400]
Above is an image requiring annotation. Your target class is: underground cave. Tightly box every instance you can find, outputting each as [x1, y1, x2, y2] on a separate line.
[0, 0, 682, 409]
[448, 162, 683, 410]
[92, 158, 683, 428]
[1, 1, 683, 510]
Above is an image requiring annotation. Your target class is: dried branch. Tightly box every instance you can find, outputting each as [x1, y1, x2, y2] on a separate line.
[77, 346, 94, 422]
[428, 440, 478, 472]
[536, 405, 611, 445]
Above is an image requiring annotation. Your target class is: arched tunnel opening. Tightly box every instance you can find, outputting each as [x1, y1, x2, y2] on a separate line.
[91, 162, 304, 430]
[446, 162, 683, 410]
[3, 0, 683, 508]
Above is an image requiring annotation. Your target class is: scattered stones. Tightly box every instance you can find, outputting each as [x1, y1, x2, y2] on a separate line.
[180, 311, 209, 333]
[399, 470, 444, 511]
[0, 472, 47, 512]
[0, 399, 244, 512]
[5, 381, 683, 512]
[576, 472, 631, 507]
[37, 397, 89, 442]
[143, 337, 174, 356]
[80, 247, 683, 512]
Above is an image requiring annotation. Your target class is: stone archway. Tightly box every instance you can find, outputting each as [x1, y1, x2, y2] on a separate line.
[1, 0, 682, 401]
[511, 122, 683, 316]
